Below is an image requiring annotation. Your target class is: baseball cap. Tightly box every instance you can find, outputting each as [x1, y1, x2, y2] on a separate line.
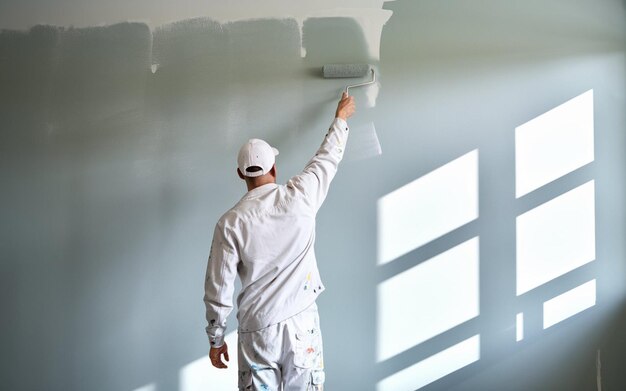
[237, 138, 279, 177]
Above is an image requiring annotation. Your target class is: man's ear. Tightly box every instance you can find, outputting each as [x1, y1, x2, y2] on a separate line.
[270, 165, 276, 179]
[237, 168, 245, 180]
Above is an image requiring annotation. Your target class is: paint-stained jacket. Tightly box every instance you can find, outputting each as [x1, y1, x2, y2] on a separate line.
[204, 117, 350, 348]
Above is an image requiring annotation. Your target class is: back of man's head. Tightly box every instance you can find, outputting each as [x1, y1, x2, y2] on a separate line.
[237, 139, 279, 189]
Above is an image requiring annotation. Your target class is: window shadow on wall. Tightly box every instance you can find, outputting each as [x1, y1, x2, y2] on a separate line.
[373, 0, 625, 390]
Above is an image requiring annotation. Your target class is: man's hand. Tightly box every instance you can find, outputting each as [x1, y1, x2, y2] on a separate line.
[335, 92, 356, 121]
[209, 342, 230, 369]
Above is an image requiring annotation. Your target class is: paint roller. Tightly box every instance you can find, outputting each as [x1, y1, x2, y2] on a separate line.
[322, 64, 376, 95]
[323, 64, 382, 160]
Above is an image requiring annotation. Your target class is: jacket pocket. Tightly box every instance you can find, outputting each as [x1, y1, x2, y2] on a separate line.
[311, 369, 325, 386]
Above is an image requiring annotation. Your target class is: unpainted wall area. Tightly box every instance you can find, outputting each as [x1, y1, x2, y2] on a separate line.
[0, 0, 625, 390]
[0, 16, 377, 391]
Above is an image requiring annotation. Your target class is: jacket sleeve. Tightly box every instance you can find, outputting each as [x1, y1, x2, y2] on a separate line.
[288, 117, 350, 211]
[203, 221, 239, 348]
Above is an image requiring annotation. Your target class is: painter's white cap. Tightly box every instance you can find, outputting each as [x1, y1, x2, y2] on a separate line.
[237, 139, 279, 177]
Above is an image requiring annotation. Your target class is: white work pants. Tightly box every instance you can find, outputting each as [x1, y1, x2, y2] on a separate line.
[237, 303, 325, 391]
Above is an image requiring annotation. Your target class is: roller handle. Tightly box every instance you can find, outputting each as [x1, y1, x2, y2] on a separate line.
[345, 69, 376, 95]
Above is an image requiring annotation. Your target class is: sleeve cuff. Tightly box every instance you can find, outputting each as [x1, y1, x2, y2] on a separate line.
[334, 117, 348, 129]
[208, 327, 226, 348]
[209, 335, 225, 348]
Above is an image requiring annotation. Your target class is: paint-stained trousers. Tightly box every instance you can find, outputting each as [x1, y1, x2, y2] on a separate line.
[238, 303, 325, 391]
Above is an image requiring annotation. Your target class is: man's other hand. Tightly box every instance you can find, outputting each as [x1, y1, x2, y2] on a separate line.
[336, 92, 356, 121]
[210, 342, 230, 369]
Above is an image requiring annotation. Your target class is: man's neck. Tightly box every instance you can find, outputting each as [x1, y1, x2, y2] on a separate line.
[246, 178, 275, 192]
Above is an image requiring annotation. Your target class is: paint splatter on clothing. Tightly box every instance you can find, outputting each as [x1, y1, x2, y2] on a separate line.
[238, 303, 325, 391]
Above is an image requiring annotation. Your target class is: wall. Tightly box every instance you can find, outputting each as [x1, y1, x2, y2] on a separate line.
[1, 1, 625, 390]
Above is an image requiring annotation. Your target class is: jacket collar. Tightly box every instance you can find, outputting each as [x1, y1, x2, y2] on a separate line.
[242, 183, 278, 200]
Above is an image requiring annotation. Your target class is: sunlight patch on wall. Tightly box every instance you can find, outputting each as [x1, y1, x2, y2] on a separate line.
[132, 383, 156, 391]
[516, 181, 595, 295]
[377, 150, 478, 265]
[377, 238, 479, 362]
[377, 335, 480, 391]
[543, 279, 596, 329]
[516, 313, 524, 342]
[179, 332, 238, 391]
[515, 90, 594, 198]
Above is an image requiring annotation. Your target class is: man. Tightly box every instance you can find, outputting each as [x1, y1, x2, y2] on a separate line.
[204, 92, 356, 390]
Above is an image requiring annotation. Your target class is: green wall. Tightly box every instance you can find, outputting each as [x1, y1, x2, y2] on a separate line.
[1, 1, 625, 390]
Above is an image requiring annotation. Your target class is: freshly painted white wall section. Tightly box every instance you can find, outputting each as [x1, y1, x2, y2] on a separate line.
[377, 150, 479, 265]
[303, 8, 392, 59]
[0, 1, 392, 60]
[0, 0, 390, 28]
[516, 181, 596, 295]
[377, 237, 480, 361]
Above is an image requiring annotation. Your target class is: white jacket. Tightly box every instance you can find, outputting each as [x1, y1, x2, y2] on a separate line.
[204, 117, 350, 347]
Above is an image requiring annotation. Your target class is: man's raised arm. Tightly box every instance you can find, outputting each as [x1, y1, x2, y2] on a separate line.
[288, 93, 356, 210]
